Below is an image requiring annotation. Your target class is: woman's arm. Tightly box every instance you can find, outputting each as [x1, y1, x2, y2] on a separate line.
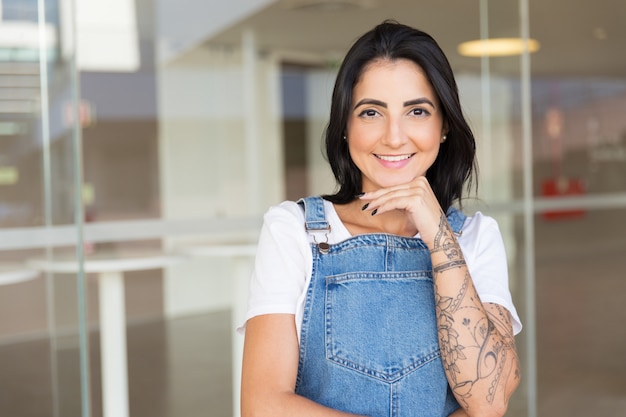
[241, 314, 368, 417]
[355, 178, 521, 416]
[428, 213, 520, 417]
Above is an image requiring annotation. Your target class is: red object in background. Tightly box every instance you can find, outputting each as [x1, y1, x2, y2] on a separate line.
[541, 177, 586, 221]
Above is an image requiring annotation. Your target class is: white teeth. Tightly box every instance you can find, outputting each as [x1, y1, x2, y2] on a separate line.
[376, 154, 413, 162]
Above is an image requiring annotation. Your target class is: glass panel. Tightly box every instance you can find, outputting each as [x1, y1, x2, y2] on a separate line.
[0, 0, 88, 416]
[530, 1, 626, 415]
[458, 1, 531, 415]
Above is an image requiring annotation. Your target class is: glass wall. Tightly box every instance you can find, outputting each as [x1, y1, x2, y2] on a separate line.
[528, 1, 626, 415]
[0, 0, 89, 416]
[1, 1, 624, 416]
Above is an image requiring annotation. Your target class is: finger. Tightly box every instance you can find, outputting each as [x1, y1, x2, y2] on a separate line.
[358, 185, 410, 201]
[360, 187, 418, 212]
[364, 188, 434, 217]
[359, 176, 431, 200]
[366, 195, 419, 216]
[367, 181, 435, 209]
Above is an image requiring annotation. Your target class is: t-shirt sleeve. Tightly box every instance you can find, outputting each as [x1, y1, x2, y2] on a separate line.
[238, 202, 310, 333]
[460, 213, 523, 335]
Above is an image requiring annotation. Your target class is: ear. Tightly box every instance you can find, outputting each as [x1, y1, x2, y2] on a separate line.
[440, 122, 449, 143]
[439, 123, 448, 143]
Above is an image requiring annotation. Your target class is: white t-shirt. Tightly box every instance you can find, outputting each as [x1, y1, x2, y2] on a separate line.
[242, 199, 522, 339]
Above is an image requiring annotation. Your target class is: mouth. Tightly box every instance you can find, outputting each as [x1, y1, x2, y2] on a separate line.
[374, 153, 415, 162]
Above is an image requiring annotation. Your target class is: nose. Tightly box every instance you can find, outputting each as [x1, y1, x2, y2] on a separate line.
[381, 116, 407, 147]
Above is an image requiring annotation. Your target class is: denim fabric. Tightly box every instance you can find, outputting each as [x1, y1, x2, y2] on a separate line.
[295, 196, 465, 417]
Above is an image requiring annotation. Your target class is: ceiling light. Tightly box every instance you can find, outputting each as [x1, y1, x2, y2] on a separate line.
[0, 166, 19, 185]
[593, 27, 608, 40]
[458, 38, 540, 57]
[284, 0, 378, 12]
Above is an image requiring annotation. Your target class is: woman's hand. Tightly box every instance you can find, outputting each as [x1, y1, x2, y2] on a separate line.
[359, 176, 445, 247]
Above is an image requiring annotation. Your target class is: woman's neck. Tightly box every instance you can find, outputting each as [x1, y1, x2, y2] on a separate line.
[334, 200, 418, 237]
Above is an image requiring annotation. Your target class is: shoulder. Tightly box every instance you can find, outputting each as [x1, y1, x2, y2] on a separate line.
[262, 200, 305, 231]
[457, 211, 507, 273]
[258, 199, 314, 253]
[458, 212, 523, 334]
[265, 200, 305, 219]
[458, 211, 503, 249]
[457, 211, 509, 293]
[243, 201, 311, 331]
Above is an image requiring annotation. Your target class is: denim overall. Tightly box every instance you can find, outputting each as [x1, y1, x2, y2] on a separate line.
[295, 196, 465, 417]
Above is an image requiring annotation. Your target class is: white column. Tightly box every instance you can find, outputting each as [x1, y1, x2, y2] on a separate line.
[231, 256, 253, 417]
[98, 271, 129, 417]
[242, 29, 262, 216]
[306, 69, 337, 196]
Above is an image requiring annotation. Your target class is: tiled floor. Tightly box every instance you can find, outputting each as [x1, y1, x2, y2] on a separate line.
[0, 311, 233, 417]
[532, 209, 626, 416]
[1, 210, 626, 417]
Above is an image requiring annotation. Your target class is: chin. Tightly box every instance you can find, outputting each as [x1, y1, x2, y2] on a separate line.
[376, 175, 417, 188]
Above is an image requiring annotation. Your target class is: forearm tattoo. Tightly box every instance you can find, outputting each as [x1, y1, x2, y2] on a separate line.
[430, 212, 462, 260]
[433, 259, 467, 273]
[431, 213, 520, 410]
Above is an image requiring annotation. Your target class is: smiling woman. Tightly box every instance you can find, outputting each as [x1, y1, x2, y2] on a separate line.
[240, 20, 521, 417]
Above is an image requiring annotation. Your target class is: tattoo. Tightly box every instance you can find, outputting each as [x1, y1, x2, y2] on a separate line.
[482, 305, 520, 405]
[431, 213, 461, 260]
[430, 213, 520, 409]
[450, 271, 471, 313]
[435, 271, 520, 409]
[435, 290, 466, 385]
[433, 259, 467, 273]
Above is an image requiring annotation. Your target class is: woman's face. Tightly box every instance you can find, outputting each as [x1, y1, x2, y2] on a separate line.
[346, 58, 446, 192]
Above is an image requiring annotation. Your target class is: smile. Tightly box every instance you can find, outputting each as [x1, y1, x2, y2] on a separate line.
[374, 153, 415, 162]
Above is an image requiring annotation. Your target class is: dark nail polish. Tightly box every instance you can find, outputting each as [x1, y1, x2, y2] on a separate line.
[371, 209, 378, 216]
[355, 192, 365, 198]
[361, 203, 369, 211]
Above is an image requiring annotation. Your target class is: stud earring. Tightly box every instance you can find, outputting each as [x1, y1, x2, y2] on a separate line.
[442, 135, 447, 142]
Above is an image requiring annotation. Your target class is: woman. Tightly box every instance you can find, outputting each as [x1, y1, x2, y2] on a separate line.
[240, 21, 522, 417]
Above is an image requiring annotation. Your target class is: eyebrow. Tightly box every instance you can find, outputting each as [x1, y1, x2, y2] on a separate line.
[353, 97, 436, 110]
[354, 98, 386, 109]
[403, 98, 436, 108]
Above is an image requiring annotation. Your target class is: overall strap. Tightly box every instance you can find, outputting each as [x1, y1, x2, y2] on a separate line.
[446, 207, 467, 234]
[297, 196, 331, 253]
[297, 196, 330, 232]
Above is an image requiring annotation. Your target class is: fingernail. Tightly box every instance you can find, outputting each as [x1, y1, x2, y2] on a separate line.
[371, 209, 378, 216]
[355, 192, 365, 198]
[361, 203, 369, 211]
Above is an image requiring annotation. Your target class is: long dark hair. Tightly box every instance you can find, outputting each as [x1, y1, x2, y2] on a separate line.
[323, 20, 477, 212]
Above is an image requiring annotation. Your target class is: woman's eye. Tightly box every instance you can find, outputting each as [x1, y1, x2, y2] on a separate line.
[359, 109, 379, 118]
[411, 108, 428, 116]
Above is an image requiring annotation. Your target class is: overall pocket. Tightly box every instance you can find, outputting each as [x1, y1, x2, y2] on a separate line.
[325, 271, 440, 382]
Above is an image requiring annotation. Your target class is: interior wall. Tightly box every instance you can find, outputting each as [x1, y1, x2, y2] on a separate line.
[157, 44, 283, 317]
[305, 68, 337, 197]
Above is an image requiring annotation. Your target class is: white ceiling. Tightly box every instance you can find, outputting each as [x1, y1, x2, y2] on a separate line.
[205, 0, 625, 77]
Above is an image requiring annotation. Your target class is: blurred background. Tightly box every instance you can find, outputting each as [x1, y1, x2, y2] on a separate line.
[0, 0, 625, 416]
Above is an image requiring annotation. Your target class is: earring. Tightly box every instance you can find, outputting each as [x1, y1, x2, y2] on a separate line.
[343, 135, 347, 141]
[442, 135, 447, 142]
